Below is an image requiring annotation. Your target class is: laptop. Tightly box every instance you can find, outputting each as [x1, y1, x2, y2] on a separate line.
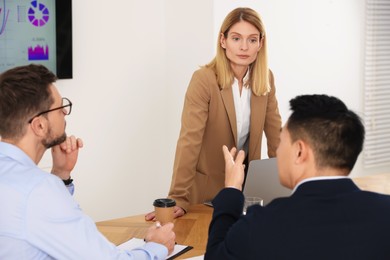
[203, 158, 292, 207]
[243, 158, 292, 205]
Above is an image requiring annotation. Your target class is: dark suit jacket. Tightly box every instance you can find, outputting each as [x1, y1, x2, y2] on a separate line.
[206, 179, 390, 260]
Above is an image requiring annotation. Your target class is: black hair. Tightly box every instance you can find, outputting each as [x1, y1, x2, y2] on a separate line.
[287, 94, 365, 171]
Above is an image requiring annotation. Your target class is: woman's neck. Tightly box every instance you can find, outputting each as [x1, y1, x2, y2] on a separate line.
[231, 64, 248, 83]
[231, 64, 249, 94]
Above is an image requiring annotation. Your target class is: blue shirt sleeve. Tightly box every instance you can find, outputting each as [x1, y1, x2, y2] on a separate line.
[24, 176, 168, 259]
[125, 242, 168, 259]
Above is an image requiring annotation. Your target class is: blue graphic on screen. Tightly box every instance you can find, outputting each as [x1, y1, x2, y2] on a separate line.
[0, 0, 10, 35]
[0, 0, 56, 74]
[28, 44, 48, 60]
[28, 0, 49, 27]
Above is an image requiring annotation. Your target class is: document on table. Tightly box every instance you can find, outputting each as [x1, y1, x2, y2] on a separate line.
[117, 237, 193, 259]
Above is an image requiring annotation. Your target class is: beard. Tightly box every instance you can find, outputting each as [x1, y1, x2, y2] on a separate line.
[42, 128, 67, 149]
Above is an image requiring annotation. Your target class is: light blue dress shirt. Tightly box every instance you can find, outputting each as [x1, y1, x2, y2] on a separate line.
[0, 142, 167, 259]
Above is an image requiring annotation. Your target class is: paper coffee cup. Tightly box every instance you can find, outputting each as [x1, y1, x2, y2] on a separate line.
[153, 198, 176, 225]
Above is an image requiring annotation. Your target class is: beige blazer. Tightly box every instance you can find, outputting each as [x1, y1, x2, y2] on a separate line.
[168, 67, 282, 212]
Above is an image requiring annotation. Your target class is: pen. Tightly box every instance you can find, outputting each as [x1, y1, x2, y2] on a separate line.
[143, 222, 178, 245]
[144, 222, 162, 242]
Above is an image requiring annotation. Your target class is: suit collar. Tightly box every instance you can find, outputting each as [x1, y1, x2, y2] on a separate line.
[293, 178, 360, 196]
[248, 92, 266, 159]
[293, 176, 349, 193]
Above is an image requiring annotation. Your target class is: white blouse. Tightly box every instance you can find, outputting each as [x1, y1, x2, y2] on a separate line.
[232, 71, 251, 153]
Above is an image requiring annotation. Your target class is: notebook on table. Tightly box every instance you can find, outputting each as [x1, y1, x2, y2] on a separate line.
[243, 158, 292, 205]
[118, 238, 193, 259]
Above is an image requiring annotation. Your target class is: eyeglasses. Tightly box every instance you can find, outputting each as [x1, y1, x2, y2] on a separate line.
[28, 97, 72, 123]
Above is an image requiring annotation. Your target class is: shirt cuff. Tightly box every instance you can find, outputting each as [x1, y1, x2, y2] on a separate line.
[65, 183, 75, 195]
[135, 242, 168, 259]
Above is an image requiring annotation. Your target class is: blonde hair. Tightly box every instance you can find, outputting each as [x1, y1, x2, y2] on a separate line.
[205, 7, 270, 96]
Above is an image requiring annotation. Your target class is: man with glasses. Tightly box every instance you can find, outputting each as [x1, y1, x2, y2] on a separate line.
[0, 64, 175, 259]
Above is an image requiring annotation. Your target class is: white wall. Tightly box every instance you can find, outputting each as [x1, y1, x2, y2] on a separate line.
[40, 0, 214, 221]
[214, 0, 389, 176]
[39, 0, 389, 221]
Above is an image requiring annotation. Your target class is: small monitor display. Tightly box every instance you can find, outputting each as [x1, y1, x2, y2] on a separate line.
[0, 0, 72, 79]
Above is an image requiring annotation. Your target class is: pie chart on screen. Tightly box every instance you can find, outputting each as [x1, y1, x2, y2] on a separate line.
[28, 0, 49, 27]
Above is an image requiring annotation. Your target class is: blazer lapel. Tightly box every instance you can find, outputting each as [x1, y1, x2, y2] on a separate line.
[249, 92, 266, 160]
[220, 87, 237, 146]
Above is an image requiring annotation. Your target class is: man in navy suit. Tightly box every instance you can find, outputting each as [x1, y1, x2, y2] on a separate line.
[205, 94, 390, 260]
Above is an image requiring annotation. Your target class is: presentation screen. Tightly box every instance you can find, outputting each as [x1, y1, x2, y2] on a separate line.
[0, 0, 72, 79]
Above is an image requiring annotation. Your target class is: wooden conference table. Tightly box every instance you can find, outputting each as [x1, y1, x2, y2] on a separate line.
[97, 173, 390, 259]
[97, 204, 212, 259]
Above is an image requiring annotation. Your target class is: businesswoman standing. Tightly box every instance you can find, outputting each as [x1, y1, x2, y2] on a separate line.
[146, 7, 282, 220]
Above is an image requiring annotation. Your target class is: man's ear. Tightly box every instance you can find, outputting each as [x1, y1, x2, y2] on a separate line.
[29, 117, 47, 137]
[294, 140, 309, 164]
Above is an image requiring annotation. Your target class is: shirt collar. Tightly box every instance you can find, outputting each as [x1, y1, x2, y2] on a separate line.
[292, 176, 350, 193]
[0, 141, 36, 167]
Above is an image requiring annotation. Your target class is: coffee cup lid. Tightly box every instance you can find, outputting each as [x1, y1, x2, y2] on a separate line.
[153, 198, 176, 207]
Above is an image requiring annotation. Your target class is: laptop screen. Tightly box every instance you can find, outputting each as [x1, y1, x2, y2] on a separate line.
[243, 158, 292, 205]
